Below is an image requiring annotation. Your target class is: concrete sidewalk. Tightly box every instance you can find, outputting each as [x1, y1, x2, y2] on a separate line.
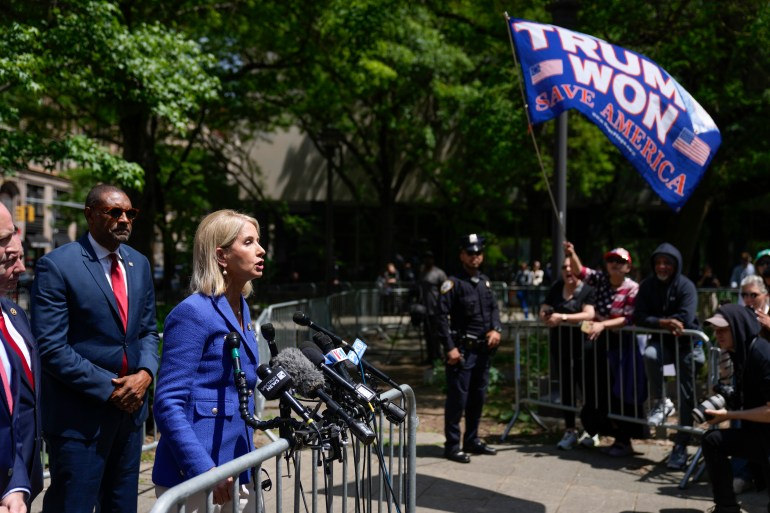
[31, 432, 769, 512]
[416, 432, 770, 513]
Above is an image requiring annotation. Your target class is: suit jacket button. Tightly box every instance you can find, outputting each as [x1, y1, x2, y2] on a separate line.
[7, 468, 12, 477]
[212, 407, 218, 414]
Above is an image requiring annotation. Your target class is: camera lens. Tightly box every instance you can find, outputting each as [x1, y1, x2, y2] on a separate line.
[692, 394, 726, 424]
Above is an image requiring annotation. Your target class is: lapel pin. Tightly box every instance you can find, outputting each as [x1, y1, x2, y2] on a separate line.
[9, 308, 17, 316]
[128, 262, 134, 267]
[247, 323, 252, 331]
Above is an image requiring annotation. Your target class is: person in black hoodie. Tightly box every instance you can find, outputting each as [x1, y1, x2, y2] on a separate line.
[701, 303, 770, 513]
[634, 242, 705, 470]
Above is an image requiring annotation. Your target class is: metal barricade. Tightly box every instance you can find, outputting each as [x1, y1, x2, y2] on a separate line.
[148, 385, 418, 513]
[500, 320, 715, 489]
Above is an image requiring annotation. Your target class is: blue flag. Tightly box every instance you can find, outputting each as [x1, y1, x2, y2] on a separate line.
[509, 18, 721, 211]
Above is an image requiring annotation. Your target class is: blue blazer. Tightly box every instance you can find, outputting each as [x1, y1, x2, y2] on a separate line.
[1, 336, 30, 498]
[31, 235, 160, 439]
[0, 298, 43, 501]
[152, 293, 259, 488]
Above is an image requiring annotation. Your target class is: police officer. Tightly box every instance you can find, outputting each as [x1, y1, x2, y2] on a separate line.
[436, 234, 503, 463]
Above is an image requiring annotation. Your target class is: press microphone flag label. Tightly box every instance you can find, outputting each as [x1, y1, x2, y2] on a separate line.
[347, 339, 367, 366]
[324, 347, 348, 366]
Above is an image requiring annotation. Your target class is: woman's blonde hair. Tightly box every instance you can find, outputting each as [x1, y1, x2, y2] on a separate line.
[190, 209, 260, 297]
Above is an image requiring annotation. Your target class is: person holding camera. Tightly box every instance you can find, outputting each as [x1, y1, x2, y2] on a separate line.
[701, 303, 770, 513]
[436, 234, 502, 463]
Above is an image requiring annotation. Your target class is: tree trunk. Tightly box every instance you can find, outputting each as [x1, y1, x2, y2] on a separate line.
[119, 107, 159, 262]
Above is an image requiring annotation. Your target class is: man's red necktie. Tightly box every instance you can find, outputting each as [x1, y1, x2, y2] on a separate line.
[0, 313, 33, 391]
[109, 254, 128, 377]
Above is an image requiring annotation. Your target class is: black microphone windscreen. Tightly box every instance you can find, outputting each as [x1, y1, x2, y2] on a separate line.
[299, 344, 326, 367]
[272, 347, 325, 397]
[225, 332, 242, 350]
[312, 332, 336, 353]
[292, 311, 310, 326]
[260, 323, 275, 341]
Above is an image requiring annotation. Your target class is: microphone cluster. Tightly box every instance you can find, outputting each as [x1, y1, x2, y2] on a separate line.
[226, 315, 407, 452]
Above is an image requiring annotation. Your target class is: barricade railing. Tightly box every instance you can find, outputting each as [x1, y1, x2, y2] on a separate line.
[148, 385, 418, 513]
[500, 320, 715, 488]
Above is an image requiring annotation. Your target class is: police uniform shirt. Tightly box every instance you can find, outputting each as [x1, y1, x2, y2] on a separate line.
[436, 270, 501, 351]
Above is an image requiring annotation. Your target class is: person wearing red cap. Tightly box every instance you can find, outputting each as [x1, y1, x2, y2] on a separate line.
[563, 242, 645, 455]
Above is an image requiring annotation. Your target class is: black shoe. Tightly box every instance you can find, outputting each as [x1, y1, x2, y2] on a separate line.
[464, 442, 497, 456]
[444, 450, 471, 463]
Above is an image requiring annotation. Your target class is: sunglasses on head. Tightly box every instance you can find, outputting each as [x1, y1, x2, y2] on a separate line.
[741, 292, 761, 299]
[100, 207, 139, 221]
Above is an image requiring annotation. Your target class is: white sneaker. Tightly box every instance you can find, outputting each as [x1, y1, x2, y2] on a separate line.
[647, 397, 676, 426]
[579, 432, 600, 448]
[733, 476, 754, 495]
[557, 429, 579, 450]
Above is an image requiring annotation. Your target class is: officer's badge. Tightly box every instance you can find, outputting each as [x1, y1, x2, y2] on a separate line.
[440, 280, 454, 294]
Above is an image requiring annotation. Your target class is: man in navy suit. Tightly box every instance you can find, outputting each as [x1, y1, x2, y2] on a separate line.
[0, 202, 42, 508]
[32, 184, 160, 513]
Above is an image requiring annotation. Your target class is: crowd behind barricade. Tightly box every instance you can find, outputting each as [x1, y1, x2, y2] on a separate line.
[495, 241, 770, 513]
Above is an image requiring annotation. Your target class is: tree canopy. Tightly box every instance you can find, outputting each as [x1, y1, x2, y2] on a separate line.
[2, 0, 769, 284]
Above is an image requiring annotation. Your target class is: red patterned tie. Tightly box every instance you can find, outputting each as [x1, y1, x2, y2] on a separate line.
[109, 254, 128, 377]
[0, 351, 12, 413]
[0, 313, 33, 391]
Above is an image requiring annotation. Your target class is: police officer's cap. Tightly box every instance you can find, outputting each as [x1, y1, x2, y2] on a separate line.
[459, 233, 485, 253]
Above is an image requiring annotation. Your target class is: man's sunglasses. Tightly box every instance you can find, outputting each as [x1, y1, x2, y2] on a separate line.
[605, 257, 627, 264]
[465, 250, 482, 256]
[741, 292, 761, 299]
[100, 207, 140, 221]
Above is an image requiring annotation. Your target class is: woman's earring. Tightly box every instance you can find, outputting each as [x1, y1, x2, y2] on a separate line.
[222, 269, 228, 276]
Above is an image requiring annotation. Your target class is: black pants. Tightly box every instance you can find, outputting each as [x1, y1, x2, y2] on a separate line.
[444, 348, 491, 453]
[702, 427, 770, 511]
[550, 327, 583, 429]
[581, 333, 647, 443]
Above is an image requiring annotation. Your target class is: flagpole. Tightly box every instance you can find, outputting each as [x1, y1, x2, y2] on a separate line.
[504, 13, 564, 247]
[549, 0, 579, 272]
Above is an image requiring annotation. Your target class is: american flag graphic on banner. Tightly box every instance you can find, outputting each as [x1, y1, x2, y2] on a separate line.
[672, 128, 710, 166]
[529, 59, 563, 85]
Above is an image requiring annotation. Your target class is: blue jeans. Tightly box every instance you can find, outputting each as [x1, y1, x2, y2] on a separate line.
[516, 290, 529, 318]
[643, 336, 705, 445]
